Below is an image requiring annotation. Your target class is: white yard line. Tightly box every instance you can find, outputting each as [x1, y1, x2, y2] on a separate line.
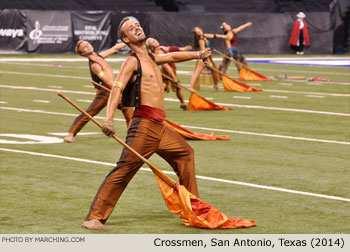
[213, 102, 349, 117]
[263, 89, 349, 97]
[269, 95, 288, 99]
[1, 84, 349, 116]
[2, 71, 90, 80]
[1, 147, 349, 202]
[0, 106, 125, 122]
[1, 106, 349, 145]
[180, 124, 349, 145]
[32, 100, 50, 104]
[233, 96, 251, 99]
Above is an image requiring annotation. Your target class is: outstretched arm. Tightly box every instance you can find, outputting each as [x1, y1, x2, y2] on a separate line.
[232, 22, 252, 34]
[99, 43, 128, 58]
[204, 33, 230, 40]
[154, 48, 211, 64]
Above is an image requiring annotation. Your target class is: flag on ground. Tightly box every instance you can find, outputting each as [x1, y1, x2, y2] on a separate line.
[239, 65, 272, 81]
[188, 92, 231, 111]
[222, 74, 262, 92]
[164, 119, 229, 140]
[154, 173, 257, 229]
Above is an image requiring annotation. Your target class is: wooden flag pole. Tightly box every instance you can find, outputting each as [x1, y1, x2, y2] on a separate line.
[214, 49, 242, 67]
[57, 91, 177, 189]
[90, 80, 111, 92]
[161, 73, 197, 93]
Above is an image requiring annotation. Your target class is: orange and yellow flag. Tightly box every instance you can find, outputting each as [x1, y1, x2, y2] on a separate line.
[239, 65, 272, 81]
[154, 173, 257, 229]
[222, 74, 262, 92]
[188, 92, 231, 111]
[164, 119, 229, 140]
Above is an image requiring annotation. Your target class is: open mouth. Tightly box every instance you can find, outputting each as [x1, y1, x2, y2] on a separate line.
[136, 29, 143, 37]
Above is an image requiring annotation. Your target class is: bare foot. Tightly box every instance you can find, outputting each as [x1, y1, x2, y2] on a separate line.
[81, 219, 108, 230]
[64, 135, 77, 143]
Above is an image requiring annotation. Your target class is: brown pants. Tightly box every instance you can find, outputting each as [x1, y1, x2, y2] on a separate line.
[85, 117, 199, 223]
[68, 88, 108, 136]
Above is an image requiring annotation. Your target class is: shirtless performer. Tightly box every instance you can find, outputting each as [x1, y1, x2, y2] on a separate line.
[146, 37, 191, 110]
[81, 17, 211, 230]
[64, 40, 133, 143]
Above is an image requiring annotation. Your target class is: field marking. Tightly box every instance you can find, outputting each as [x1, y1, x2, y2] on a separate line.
[181, 124, 350, 145]
[0, 134, 62, 144]
[1, 106, 349, 145]
[33, 100, 50, 104]
[1, 147, 349, 202]
[77, 99, 93, 103]
[233, 96, 251, 99]
[1, 84, 349, 117]
[305, 95, 325, 98]
[2, 70, 90, 80]
[48, 132, 99, 136]
[47, 85, 63, 89]
[269, 95, 288, 99]
[214, 102, 350, 116]
[263, 89, 349, 97]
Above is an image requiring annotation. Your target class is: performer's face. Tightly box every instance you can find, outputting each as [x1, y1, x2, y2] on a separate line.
[121, 20, 146, 44]
[221, 23, 231, 32]
[148, 38, 159, 49]
[78, 41, 94, 56]
[193, 27, 203, 36]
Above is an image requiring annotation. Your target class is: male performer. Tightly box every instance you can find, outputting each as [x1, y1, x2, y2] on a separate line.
[64, 40, 133, 143]
[146, 37, 191, 110]
[289, 12, 310, 55]
[81, 17, 211, 230]
[189, 27, 219, 91]
[206, 22, 252, 74]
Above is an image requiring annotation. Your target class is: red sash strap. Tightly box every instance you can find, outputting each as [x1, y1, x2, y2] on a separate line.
[132, 105, 166, 124]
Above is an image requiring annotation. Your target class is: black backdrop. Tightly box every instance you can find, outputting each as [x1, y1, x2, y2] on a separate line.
[0, 9, 346, 54]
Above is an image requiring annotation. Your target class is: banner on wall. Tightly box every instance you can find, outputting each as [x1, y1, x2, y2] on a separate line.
[0, 9, 26, 53]
[26, 10, 73, 53]
[71, 11, 112, 52]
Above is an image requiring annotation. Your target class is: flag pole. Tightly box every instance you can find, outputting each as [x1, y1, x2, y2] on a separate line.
[214, 48, 242, 66]
[160, 73, 197, 93]
[90, 80, 111, 92]
[57, 91, 177, 189]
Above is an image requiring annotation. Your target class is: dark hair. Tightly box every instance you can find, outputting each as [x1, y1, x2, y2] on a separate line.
[118, 17, 130, 42]
[118, 16, 140, 43]
[192, 27, 203, 50]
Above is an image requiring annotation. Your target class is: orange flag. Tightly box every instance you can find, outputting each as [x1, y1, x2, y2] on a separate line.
[222, 74, 262, 92]
[188, 92, 231, 111]
[164, 119, 229, 140]
[239, 65, 272, 81]
[154, 173, 257, 229]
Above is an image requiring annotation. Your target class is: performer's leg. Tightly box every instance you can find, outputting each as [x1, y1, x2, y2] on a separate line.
[175, 86, 187, 110]
[297, 31, 304, 54]
[84, 118, 161, 224]
[233, 51, 242, 72]
[65, 89, 108, 142]
[209, 56, 219, 90]
[156, 126, 199, 197]
[218, 57, 230, 74]
[189, 60, 205, 91]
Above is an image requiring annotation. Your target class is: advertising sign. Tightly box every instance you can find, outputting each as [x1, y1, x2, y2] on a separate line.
[26, 10, 72, 53]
